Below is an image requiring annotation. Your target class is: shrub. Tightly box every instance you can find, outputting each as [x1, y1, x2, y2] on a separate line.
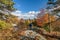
[0, 20, 12, 29]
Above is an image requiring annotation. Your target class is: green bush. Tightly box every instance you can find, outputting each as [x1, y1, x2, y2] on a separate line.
[44, 26, 50, 32]
[0, 20, 12, 29]
[43, 24, 50, 32]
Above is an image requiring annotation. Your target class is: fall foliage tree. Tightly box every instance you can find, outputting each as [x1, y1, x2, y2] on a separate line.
[47, 0, 60, 32]
[51, 19, 60, 32]
[5, 15, 19, 24]
[36, 13, 56, 27]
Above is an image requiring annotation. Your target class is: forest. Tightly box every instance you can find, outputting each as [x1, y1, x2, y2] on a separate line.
[0, 0, 60, 40]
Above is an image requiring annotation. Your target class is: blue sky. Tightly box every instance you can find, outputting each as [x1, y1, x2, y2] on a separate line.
[13, 0, 48, 13]
[12, 0, 59, 19]
[12, 0, 48, 19]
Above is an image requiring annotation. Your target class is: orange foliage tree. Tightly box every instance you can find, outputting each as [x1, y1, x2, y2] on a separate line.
[36, 13, 56, 27]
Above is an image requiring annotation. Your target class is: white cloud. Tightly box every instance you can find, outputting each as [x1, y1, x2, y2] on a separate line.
[28, 11, 40, 15]
[11, 10, 40, 19]
[28, 11, 35, 15]
[11, 10, 22, 16]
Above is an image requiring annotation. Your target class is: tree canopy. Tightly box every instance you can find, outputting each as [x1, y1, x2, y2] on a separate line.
[0, 0, 15, 11]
